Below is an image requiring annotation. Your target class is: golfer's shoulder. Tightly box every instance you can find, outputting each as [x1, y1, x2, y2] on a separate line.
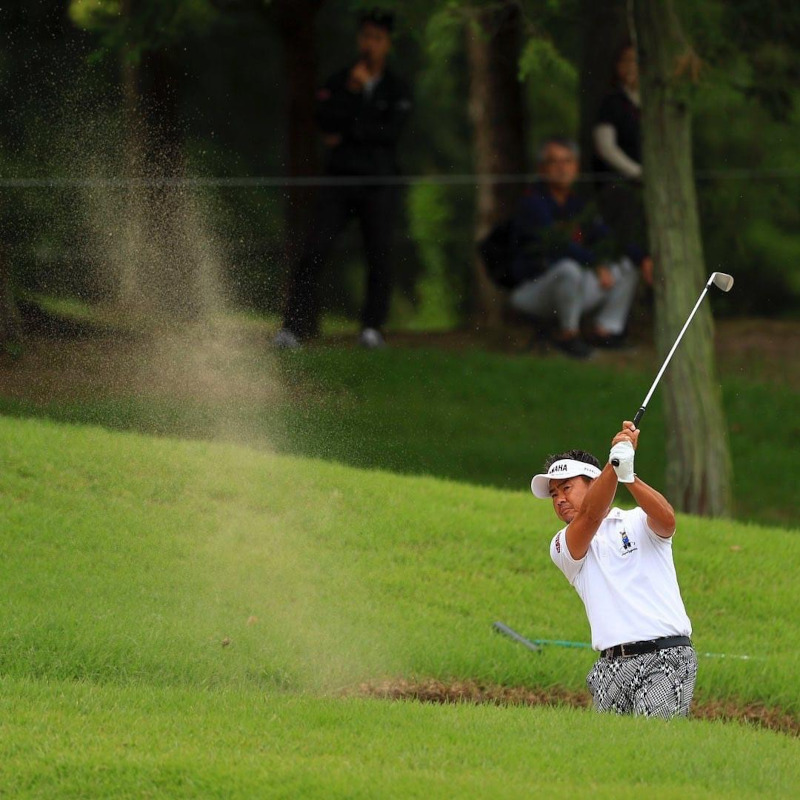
[550, 527, 585, 583]
[597, 506, 626, 523]
[617, 506, 664, 539]
[549, 527, 571, 560]
[615, 505, 646, 525]
[598, 506, 645, 533]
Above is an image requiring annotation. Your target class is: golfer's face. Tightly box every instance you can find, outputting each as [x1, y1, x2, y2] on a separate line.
[549, 477, 590, 524]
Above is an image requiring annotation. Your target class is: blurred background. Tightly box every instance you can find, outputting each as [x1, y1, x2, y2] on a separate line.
[3, 0, 800, 331]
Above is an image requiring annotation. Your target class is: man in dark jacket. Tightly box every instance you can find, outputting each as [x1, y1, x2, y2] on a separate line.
[275, 9, 412, 349]
[510, 138, 644, 359]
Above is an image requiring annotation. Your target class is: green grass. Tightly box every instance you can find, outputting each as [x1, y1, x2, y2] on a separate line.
[2, 328, 800, 797]
[3, 681, 799, 799]
[1, 344, 797, 526]
[1, 414, 800, 797]
[273, 348, 800, 527]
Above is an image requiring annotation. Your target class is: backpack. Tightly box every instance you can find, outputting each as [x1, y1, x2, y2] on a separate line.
[477, 219, 517, 289]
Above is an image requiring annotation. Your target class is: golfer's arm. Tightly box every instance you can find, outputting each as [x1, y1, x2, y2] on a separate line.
[625, 477, 676, 538]
[565, 465, 618, 559]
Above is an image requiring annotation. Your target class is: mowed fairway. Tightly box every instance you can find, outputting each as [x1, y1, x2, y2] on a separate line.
[1, 414, 799, 797]
[5, 685, 800, 798]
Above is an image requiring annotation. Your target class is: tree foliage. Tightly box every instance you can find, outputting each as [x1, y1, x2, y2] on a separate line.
[69, 0, 218, 62]
[682, 0, 800, 121]
[1, 0, 799, 322]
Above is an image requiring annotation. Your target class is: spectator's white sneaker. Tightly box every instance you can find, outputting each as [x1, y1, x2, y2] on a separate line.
[358, 327, 386, 349]
[273, 328, 302, 350]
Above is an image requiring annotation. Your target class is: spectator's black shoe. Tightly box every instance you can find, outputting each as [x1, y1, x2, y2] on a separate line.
[590, 332, 632, 350]
[551, 336, 594, 360]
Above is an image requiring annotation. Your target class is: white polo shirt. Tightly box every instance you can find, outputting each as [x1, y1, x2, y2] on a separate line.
[550, 506, 692, 651]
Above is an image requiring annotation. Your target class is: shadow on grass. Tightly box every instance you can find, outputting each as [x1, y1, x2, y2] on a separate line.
[0, 327, 797, 527]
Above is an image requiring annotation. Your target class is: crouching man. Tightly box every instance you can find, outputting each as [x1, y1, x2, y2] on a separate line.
[530, 421, 697, 717]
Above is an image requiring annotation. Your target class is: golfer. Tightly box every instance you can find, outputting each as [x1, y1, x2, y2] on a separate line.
[531, 421, 697, 717]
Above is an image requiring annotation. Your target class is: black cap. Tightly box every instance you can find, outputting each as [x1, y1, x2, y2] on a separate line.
[358, 8, 394, 33]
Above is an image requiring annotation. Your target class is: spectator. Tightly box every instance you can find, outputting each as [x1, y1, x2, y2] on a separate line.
[593, 43, 641, 181]
[592, 43, 652, 285]
[274, 9, 412, 350]
[509, 138, 640, 360]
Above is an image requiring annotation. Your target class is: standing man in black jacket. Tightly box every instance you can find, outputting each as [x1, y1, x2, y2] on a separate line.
[275, 9, 412, 349]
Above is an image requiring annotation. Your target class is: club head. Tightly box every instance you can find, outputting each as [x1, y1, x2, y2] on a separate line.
[710, 272, 734, 292]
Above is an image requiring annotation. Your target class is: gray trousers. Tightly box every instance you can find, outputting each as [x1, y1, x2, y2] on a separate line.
[509, 257, 638, 335]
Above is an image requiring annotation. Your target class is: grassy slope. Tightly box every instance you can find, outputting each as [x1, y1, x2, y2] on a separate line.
[2, 415, 799, 796]
[3, 682, 799, 799]
[1, 346, 796, 527]
[273, 348, 799, 528]
[3, 415, 799, 706]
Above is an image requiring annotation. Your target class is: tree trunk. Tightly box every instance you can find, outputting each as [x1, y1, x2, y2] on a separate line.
[0, 250, 22, 353]
[139, 48, 184, 178]
[116, 0, 147, 310]
[634, 0, 732, 516]
[465, 1, 527, 328]
[0, 0, 76, 350]
[577, 0, 629, 174]
[271, 0, 325, 259]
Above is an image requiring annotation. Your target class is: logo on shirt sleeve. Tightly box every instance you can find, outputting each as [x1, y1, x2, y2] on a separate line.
[555, 533, 561, 554]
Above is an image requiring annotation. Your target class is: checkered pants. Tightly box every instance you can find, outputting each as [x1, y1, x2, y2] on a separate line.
[586, 646, 698, 718]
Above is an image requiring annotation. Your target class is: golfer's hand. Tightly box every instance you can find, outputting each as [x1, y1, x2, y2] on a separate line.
[596, 264, 615, 290]
[612, 421, 639, 450]
[610, 422, 637, 483]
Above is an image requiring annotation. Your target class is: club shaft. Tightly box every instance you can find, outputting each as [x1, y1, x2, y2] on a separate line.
[532, 638, 593, 649]
[611, 278, 715, 466]
[493, 621, 542, 652]
[638, 281, 712, 417]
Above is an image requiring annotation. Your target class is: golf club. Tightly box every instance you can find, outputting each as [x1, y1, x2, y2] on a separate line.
[492, 621, 542, 652]
[493, 622, 592, 651]
[492, 622, 756, 659]
[611, 271, 734, 466]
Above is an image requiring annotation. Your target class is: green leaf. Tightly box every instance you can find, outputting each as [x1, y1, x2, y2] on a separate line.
[518, 36, 576, 86]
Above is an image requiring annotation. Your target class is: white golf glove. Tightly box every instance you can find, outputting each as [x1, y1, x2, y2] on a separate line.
[609, 441, 635, 483]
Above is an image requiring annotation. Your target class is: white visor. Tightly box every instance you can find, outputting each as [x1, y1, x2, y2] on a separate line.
[530, 459, 601, 499]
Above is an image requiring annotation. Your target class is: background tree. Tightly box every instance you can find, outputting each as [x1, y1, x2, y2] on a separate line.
[0, 0, 93, 350]
[2, 0, 799, 338]
[355, 0, 530, 325]
[465, 0, 527, 327]
[634, 0, 732, 516]
[0, 251, 21, 355]
[71, 0, 219, 315]
[686, 0, 800, 316]
[577, 0, 628, 174]
[264, 0, 327, 262]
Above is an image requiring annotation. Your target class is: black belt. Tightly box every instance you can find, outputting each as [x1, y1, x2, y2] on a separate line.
[602, 636, 692, 659]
